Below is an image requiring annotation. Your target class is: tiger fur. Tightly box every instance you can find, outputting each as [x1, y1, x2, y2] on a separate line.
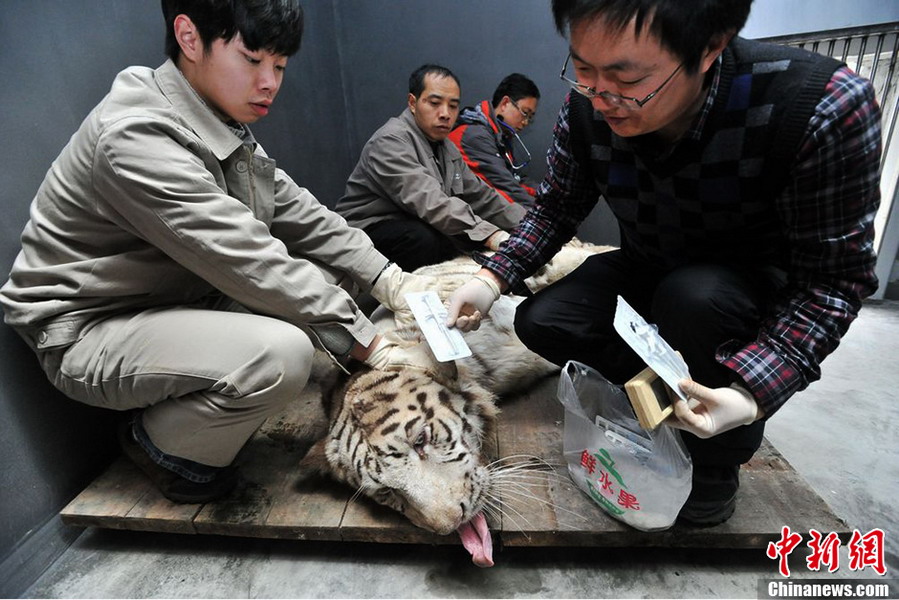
[298, 240, 610, 566]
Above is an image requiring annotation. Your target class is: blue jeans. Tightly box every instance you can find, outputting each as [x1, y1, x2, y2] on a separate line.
[131, 413, 223, 483]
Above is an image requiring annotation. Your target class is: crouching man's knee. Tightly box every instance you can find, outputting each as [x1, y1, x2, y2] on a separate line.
[211, 323, 316, 413]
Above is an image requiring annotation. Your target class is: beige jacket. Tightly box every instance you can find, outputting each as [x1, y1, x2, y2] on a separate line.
[336, 109, 526, 241]
[0, 60, 385, 356]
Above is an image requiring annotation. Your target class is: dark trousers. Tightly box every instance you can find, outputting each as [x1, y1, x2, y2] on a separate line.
[515, 249, 787, 468]
[366, 218, 476, 272]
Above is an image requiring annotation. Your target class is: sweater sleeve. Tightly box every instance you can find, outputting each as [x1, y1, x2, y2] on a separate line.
[717, 67, 881, 417]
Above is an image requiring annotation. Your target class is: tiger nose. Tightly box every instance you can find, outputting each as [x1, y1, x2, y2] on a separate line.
[450, 503, 466, 529]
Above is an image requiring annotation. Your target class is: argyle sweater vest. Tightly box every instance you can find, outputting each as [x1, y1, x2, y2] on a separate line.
[569, 37, 844, 269]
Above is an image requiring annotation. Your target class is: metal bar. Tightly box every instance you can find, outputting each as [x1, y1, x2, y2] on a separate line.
[855, 36, 869, 76]
[758, 21, 899, 46]
[882, 97, 899, 176]
[880, 35, 899, 104]
[868, 34, 885, 83]
[841, 36, 852, 63]
[878, 40, 899, 172]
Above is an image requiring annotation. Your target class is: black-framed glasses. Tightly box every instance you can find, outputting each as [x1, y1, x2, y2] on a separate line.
[560, 53, 683, 110]
[509, 98, 536, 124]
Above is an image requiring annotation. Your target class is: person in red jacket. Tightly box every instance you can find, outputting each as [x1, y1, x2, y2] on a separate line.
[449, 74, 540, 207]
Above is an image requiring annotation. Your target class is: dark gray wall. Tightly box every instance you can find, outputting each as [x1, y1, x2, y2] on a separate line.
[2, 0, 897, 594]
[0, 0, 164, 577]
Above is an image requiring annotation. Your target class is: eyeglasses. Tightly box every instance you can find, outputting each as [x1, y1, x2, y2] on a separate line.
[559, 53, 683, 110]
[509, 98, 536, 124]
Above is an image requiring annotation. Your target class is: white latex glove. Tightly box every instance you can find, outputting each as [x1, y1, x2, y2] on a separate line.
[445, 274, 501, 332]
[363, 336, 457, 381]
[665, 380, 762, 439]
[485, 230, 511, 251]
[370, 263, 438, 329]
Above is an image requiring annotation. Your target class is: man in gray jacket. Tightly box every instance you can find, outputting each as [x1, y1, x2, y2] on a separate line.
[450, 73, 541, 207]
[0, 0, 437, 504]
[336, 65, 528, 272]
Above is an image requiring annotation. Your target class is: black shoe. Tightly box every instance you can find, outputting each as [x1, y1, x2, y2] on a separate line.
[117, 418, 238, 504]
[678, 464, 739, 526]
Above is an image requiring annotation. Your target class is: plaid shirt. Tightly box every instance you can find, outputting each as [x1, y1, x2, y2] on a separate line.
[479, 62, 881, 417]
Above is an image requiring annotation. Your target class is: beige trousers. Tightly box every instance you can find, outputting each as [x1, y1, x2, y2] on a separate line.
[38, 306, 314, 467]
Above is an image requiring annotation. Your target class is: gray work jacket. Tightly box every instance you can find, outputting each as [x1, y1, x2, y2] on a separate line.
[0, 60, 385, 358]
[336, 108, 526, 242]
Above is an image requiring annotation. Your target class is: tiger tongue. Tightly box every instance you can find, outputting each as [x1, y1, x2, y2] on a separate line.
[456, 512, 494, 567]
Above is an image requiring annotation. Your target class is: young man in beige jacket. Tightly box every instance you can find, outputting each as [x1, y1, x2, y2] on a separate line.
[0, 0, 438, 504]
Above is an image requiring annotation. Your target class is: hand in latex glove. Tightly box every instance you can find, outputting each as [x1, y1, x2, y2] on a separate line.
[665, 380, 762, 439]
[485, 230, 511, 251]
[445, 274, 501, 332]
[370, 263, 438, 329]
[363, 335, 457, 381]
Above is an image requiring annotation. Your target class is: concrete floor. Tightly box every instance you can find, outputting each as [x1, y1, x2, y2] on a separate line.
[23, 301, 899, 599]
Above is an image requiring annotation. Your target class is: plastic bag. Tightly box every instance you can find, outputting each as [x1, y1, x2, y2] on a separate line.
[558, 360, 692, 531]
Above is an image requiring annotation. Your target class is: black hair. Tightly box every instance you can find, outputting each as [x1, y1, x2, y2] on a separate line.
[491, 73, 541, 108]
[162, 0, 304, 61]
[551, 0, 753, 73]
[408, 64, 461, 98]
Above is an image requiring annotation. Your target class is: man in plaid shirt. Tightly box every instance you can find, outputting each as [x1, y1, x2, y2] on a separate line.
[446, 0, 881, 525]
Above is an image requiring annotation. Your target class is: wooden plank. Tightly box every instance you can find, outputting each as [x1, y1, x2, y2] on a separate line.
[60, 373, 851, 550]
[495, 379, 850, 548]
[60, 458, 201, 534]
[338, 495, 453, 545]
[495, 378, 629, 546]
[264, 476, 353, 542]
[257, 384, 372, 541]
[193, 386, 343, 539]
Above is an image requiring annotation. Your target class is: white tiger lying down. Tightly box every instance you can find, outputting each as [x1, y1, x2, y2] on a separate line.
[298, 240, 608, 567]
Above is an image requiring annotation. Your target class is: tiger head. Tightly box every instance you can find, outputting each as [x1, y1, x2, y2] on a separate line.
[299, 346, 500, 566]
[296, 242, 612, 566]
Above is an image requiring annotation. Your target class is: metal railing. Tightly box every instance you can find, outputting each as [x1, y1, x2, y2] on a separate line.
[761, 22, 899, 172]
[761, 22, 899, 297]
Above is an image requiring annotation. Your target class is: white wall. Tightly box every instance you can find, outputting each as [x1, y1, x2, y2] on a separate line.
[744, 0, 898, 38]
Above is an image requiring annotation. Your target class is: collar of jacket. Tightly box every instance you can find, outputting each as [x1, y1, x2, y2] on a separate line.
[458, 100, 505, 138]
[154, 59, 246, 161]
[479, 100, 502, 136]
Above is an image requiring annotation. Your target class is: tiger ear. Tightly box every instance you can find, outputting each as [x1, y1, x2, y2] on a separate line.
[425, 358, 459, 389]
[296, 438, 331, 486]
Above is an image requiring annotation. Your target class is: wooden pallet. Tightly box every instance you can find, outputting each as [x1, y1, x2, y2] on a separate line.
[61, 376, 849, 548]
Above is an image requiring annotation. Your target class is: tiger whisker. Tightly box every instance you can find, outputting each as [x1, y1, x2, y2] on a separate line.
[487, 455, 564, 470]
[489, 464, 570, 484]
[491, 468, 572, 489]
[485, 454, 555, 470]
[491, 468, 558, 481]
[491, 483, 592, 524]
[479, 501, 503, 524]
[347, 484, 368, 507]
[492, 472, 572, 489]
[488, 461, 567, 474]
[481, 495, 534, 539]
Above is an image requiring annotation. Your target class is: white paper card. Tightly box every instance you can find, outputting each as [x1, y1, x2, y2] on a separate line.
[404, 291, 472, 362]
[613, 295, 690, 401]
